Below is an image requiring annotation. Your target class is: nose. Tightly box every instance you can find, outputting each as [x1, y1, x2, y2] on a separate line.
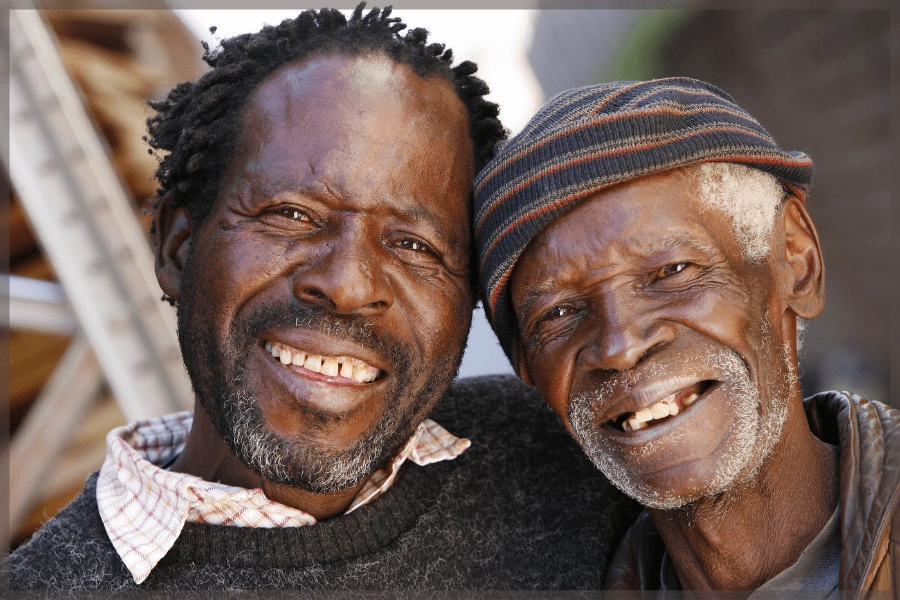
[578, 288, 675, 373]
[293, 239, 394, 316]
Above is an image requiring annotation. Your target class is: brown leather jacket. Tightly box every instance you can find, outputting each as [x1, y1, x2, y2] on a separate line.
[605, 391, 900, 597]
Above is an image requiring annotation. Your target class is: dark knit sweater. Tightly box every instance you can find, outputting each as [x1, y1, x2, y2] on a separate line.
[4, 375, 640, 591]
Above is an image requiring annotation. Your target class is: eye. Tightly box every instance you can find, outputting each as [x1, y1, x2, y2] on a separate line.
[542, 304, 575, 321]
[396, 239, 432, 253]
[657, 262, 689, 278]
[279, 207, 311, 222]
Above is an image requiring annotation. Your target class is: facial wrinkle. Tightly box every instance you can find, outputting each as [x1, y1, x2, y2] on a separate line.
[568, 323, 794, 510]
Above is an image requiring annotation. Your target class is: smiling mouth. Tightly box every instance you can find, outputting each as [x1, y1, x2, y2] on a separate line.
[610, 381, 714, 432]
[264, 341, 382, 383]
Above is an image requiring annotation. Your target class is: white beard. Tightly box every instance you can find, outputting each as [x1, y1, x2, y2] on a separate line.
[568, 342, 793, 510]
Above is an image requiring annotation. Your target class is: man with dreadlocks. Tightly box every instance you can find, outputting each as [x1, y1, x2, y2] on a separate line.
[6, 5, 638, 590]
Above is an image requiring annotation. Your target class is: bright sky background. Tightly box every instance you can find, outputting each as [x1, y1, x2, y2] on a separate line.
[175, 9, 540, 377]
[176, 9, 544, 134]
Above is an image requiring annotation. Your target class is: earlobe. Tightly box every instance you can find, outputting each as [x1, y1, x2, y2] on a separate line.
[153, 194, 194, 301]
[779, 197, 825, 319]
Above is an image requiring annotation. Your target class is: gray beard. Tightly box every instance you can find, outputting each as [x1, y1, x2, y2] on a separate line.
[568, 343, 793, 510]
[176, 256, 462, 495]
[222, 383, 405, 494]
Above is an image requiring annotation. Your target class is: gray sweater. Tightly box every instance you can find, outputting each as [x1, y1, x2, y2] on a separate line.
[5, 375, 639, 590]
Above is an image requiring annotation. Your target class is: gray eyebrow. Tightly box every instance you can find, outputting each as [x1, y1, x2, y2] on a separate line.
[644, 235, 719, 257]
[514, 236, 719, 323]
[516, 279, 559, 324]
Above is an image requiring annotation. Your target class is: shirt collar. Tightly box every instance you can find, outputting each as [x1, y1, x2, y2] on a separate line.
[96, 411, 468, 584]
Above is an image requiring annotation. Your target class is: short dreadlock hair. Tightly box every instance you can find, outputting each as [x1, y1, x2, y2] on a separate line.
[146, 4, 506, 226]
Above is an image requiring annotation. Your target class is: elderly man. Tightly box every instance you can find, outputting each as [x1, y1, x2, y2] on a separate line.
[6, 7, 638, 589]
[474, 78, 899, 595]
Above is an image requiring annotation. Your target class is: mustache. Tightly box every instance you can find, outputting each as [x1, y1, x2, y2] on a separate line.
[568, 345, 753, 424]
[233, 298, 411, 370]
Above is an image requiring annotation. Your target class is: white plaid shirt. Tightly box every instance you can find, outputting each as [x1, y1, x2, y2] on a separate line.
[96, 411, 469, 584]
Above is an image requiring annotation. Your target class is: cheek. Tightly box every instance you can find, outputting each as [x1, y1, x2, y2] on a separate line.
[189, 230, 290, 334]
[526, 343, 575, 424]
[392, 271, 473, 358]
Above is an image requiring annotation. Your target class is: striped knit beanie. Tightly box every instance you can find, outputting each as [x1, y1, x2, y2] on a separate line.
[474, 77, 814, 378]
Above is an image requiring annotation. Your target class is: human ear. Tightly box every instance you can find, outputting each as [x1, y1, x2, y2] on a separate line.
[778, 196, 825, 319]
[153, 194, 194, 301]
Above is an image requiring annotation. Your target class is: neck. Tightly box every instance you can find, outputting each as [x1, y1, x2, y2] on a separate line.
[170, 400, 371, 521]
[647, 399, 839, 592]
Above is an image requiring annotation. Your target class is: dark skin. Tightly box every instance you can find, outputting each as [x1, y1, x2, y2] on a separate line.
[154, 53, 475, 520]
[510, 168, 838, 592]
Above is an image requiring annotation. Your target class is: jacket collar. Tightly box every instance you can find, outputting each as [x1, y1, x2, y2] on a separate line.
[804, 391, 900, 594]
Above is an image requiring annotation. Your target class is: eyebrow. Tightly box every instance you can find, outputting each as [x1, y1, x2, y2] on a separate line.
[245, 177, 319, 200]
[515, 235, 720, 322]
[247, 178, 459, 248]
[643, 235, 719, 258]
[391, 205, 451, 239]
[516, 279, 559, 323]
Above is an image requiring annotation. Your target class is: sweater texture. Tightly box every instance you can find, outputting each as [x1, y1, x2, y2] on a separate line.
[4, 375, 640, 591]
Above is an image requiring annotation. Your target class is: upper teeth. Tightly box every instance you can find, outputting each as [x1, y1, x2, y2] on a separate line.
[264, 341, 380, 383]
[622, 392, 699, 432]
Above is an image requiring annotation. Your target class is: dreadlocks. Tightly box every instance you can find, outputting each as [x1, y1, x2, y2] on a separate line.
[146, 4, 506, 226]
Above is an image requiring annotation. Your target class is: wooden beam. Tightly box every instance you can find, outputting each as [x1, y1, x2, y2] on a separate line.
[10, 335, 104, 532]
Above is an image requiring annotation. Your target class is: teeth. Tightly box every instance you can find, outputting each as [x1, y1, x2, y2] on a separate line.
[624, 418, 648, 432]
[280, 346, 292, 365]
[664, 398, 680, 416]
[634, 408, 653, 423]
[340, 360, 354, 378]
[322, 357, 339, 377]
[621, 390, 699, 432]
[352, 366, 369, 383]
[304, 354, 322, 372]
[651, 403, 669, 420]
[266, 341, 380, 382]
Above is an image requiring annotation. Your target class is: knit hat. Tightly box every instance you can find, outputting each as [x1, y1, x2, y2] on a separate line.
[474, 77, 814, 378]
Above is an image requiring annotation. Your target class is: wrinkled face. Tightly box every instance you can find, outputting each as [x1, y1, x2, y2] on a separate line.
[510, 168, 796, 509]
[177, 54, 475, 493]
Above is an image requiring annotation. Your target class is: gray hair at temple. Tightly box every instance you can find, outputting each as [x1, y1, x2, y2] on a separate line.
[692, 162, 788, 263]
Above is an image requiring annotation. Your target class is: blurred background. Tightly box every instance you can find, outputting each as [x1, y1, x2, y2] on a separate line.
[4, 6, 892, 548]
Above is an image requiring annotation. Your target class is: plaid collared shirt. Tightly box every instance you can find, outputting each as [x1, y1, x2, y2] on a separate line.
[96, 412, 470, 584]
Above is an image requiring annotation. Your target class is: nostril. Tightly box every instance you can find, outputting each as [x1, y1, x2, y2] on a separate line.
[303, 288, 335, 309]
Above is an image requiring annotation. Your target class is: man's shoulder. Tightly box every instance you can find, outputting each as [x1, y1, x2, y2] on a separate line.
[5, 472, 131, 589]
[431, 374, 589, 471]
[804, 390, 900, 449]
[433, 374, 545, 423]
[427, 375, 643, 588]
[805, 390, 900, 592]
